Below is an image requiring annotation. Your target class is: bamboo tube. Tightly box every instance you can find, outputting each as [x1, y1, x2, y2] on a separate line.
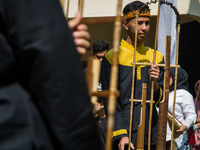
[156, 36, 171, 150]
[148, 1, 161, 149]
[105, 0, 122, 150]
[137, 83, 147, 150]
[86, 57, 93, 95]
[128, 11, 139, 150]
[85, 57, 102, 115]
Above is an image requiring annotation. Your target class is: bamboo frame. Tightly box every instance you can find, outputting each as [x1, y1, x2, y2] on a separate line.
[105, 0, 122, 150]
[128, 11, 139, 150]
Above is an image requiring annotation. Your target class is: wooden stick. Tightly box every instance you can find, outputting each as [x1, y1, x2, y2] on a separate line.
[78, 0, 84, 17]
[137, 83, 147, 150]
[128, 11, 139, 150]
[132, 62, 180, 68]
[148, 1, 161, 149]
[156, 36, 171, 150]
[66, 0, 70, 19]
[170, 23, 181, 150]
[105, 0, 122, 150]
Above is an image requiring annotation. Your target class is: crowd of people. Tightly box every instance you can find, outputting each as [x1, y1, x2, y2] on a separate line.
[0, 0, 199, 150]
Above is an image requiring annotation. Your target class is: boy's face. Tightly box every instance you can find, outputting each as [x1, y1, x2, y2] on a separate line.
[123, 17, 150, 43]
[92, 50, 107, 62]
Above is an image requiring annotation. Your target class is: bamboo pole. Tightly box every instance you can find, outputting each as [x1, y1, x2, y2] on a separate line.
[105, 0, 122, 150]
[156, 36, 171, 150]
[148, 1, 161, 149]
[86, 57, 93, 95]
[136, 83, 147, 150]
[128, 11, 139, 150]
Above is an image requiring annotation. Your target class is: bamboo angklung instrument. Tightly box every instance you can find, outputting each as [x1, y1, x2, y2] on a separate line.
[156, 36, 171, 150]
[105, 0, 122, 150]
[154, 2, 181, 149]
[136, 83, 147, 150]
[128, 11, 139, 150]
[128, 2, 159, 149]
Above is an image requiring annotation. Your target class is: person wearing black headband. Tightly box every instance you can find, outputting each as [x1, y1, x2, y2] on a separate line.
[101, 1, 164, 149]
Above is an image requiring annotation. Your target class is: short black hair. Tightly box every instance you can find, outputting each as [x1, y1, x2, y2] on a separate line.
[92, 40, 109, 55]
[123, 1, 150, 21]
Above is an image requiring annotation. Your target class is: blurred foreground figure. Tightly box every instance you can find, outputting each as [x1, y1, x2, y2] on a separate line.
[0, 0, 99, 150]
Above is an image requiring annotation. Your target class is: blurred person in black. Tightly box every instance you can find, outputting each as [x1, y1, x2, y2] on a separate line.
[0, 0, 99, 150]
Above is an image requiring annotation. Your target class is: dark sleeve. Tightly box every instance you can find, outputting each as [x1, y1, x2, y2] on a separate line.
[101, 57, 128, 141]
[4, 1, 99, 150]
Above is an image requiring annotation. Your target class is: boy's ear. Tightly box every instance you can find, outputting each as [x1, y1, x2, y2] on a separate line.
[123, 20, 128, 31]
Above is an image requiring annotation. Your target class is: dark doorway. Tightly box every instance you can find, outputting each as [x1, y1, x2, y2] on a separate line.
[179, 21, 200, 97]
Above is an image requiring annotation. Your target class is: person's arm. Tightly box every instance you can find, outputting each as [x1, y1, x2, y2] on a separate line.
[176, 91, 196, 134]
[118, 137, 135, 150]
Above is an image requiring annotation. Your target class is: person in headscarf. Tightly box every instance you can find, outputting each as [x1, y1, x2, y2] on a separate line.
[191, 79, 200, 150]
[166, 68, 196, 150]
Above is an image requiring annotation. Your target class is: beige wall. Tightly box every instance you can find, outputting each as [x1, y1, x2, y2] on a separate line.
[62, 0, 200, 19]
[60, 0, 200, 62]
